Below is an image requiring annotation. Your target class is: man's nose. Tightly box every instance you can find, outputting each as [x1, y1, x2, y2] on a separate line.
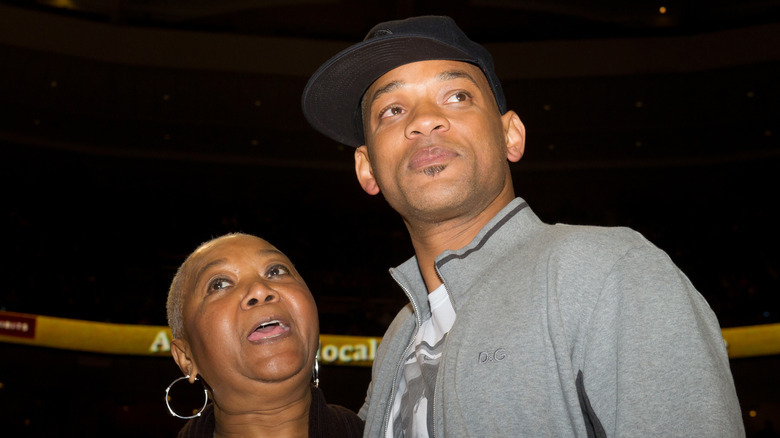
[405, 103, 450, 139]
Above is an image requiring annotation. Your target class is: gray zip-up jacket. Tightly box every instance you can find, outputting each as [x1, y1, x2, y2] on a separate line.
[359, 198, 743, 437]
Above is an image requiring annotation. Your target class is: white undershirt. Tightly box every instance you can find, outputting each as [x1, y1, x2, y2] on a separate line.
[386, 283, 456, 438]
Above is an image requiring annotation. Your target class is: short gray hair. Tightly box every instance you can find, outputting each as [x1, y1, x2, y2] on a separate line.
[166, 233, 248, 339]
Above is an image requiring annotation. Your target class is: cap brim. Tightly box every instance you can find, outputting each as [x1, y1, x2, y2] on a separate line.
[302, 35, 474, 147]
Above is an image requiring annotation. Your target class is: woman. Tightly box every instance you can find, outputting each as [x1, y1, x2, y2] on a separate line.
[165, 233, 364, 437]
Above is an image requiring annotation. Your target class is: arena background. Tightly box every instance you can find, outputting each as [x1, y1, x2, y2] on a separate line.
[1, 1, 779, 436]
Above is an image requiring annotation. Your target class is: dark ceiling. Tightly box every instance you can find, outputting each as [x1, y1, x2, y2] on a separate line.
[2, 0, 780, 169]
[15, 0, 780, 40]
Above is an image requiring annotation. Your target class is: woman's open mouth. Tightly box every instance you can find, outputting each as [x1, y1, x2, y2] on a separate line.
[247, 319, 290, 342]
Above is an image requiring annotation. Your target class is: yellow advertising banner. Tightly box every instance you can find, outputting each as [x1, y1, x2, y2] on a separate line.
[1, 311, 778, 362]
[721, 323, 780, 359]
[0, 311, 381, 366]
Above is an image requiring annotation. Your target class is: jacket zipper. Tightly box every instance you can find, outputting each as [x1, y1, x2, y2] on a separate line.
[383, 271, 423, 437]
[430, 264, 454, 438]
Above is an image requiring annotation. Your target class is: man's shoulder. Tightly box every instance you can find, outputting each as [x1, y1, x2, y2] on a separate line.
[369, 303, 416, 361]
[539, 222, 652, 258]
[490, 199, 651, 259]
[513, 222, 668, 287]
[382, 303, 415, 339]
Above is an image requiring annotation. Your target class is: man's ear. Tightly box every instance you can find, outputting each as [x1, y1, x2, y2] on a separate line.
[502, 111, 526, 163]
[171, 338, 200, 383]
[355, 146, 381, 195]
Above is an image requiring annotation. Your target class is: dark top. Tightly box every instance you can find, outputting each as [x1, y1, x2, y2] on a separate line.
[177, 385, 364, 437]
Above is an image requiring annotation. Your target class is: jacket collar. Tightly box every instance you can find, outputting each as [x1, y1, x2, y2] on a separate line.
[389, 198, 538, 322]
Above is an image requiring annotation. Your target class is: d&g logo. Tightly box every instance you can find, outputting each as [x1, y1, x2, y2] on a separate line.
[478, 348, 507, 364]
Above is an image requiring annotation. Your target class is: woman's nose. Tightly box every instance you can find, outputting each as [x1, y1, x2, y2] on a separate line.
[242, 281, 279, 308]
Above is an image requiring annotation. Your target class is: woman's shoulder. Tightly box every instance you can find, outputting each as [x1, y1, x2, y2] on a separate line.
[310, 386, 365, 437]
[176, 404, 215, 438]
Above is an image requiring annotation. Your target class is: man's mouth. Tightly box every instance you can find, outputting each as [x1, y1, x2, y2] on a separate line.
[247, 319, 290, 342]
[408, 146, 457, 173]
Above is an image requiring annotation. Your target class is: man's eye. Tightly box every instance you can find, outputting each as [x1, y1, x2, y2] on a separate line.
[208, 278, 231, 292]
[266, 264, 290, 278]
[379, 105, 404, 119]
[447, 92, 469, 103]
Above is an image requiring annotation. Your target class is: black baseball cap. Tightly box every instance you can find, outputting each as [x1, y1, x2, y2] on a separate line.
[301, 16, 507, 147]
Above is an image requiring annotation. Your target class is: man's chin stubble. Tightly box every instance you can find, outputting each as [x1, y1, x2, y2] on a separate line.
[422, 164, 447, 177]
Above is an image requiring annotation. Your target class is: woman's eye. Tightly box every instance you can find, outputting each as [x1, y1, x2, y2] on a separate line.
[447, 92, 469, 103]
[266, 264, 290, 278]
[379, 105, 404, 119]
[208, 278, 231, 292]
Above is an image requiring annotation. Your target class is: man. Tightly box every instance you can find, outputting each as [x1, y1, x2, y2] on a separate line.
[302, 16, 743, 437]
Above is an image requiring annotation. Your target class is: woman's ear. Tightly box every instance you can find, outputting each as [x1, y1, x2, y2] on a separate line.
[355, 146, 381, 195]
[171, 338, 199, 383]
[502, 111, 526, 163]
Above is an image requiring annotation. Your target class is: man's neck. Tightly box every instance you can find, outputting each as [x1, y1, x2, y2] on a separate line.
[405, 191, 515, 292]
